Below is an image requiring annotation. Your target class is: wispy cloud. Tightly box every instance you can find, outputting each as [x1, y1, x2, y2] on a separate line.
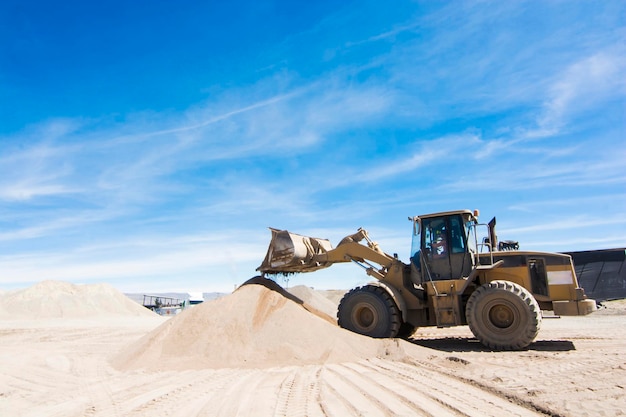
[350, 133, 482, 184]
[0, 210, 119, 242]
[0, 139, 80, 201]
[0, 72, 397, 244]
[503, 214, 626, 236]
[535, 49, 626, 136]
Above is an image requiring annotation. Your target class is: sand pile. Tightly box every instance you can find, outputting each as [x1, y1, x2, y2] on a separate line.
[113, 279, 407, 370]
[319, 289, 348, 305]
[0, 280, 156, 319]
[287, 285, 339, 319]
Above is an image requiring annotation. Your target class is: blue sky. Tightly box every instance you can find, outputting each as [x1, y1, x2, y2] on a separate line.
[1, 1, 625, 293]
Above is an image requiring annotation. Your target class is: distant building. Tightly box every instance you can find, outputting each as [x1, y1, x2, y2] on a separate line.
[188, 292, 205, 306]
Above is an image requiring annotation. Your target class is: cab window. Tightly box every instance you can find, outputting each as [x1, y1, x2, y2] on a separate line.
[449, 215, 466, 254]
[422, 218, 448, 259]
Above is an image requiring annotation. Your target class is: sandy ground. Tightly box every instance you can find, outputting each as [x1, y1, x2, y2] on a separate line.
[0, 282, 624, 417]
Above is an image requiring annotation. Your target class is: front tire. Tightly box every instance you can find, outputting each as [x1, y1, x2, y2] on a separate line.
[337, 285, 401, 338]
[396, 322, 417, 338]
[466, 280, 542, 350]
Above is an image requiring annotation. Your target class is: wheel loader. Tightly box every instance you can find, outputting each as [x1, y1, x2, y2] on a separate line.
[256, 209, 596, 350]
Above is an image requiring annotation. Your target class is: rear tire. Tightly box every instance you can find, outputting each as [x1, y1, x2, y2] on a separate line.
[337, 285, 401, 338]
[466, 280, 542, 350]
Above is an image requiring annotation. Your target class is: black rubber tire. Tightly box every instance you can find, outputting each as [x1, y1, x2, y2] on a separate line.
[396, 322, 418, 338]
[466, 280, 542, 350]
[337, 285, 401, 338]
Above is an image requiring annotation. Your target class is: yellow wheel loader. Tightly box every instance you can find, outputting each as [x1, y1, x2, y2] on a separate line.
[257, 209, 596, 350]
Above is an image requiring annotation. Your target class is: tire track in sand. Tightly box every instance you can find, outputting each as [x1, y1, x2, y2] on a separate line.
[273, 365, 325, 417]
[321, 363, 435, 416]
[121, 369, 255, 416]
[99, 359, 550, 417]
[353, 358, 545, 417]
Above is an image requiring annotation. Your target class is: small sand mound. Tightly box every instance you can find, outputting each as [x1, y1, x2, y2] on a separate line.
[240, 277, 337, 323]
[318, 289, 348, 306]
[113, 281, 407, 371]
[287, 285, 338, 319]
[0, 280, 156, 319]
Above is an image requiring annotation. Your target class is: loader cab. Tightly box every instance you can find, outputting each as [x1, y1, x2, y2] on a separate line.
[410, 210, 476, 284]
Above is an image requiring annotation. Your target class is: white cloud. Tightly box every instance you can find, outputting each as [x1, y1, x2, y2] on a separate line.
[0, 210, 121, 242]
[502, 215, 626, 236]
[0, 232, 268, 290]
[339, 133, 482, 185]
[0, 183, 76, 201]
[537, 49, 626, 133]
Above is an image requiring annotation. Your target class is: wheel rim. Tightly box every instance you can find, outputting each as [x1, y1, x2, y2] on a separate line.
[352, 302, 378, 332]
[488, 304, 515, 328]
[482, 299, 520, 333]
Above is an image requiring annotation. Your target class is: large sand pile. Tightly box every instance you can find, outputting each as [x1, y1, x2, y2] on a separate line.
[113, 279, 408, 370]
[0, 280, 156, 319]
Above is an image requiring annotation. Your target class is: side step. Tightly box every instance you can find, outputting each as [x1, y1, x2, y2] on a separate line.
[432, 293, 462, 327]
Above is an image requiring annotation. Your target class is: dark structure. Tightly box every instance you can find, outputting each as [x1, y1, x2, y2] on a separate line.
[142, 295, 183, 310]
[564, 248, 626, 301]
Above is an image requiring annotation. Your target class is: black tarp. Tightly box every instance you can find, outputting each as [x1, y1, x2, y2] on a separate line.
[563, 248, 626, 301]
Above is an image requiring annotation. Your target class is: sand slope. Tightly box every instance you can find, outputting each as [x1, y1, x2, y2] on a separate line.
[113, 281, 408, 370]
[287, 284, 339, 319]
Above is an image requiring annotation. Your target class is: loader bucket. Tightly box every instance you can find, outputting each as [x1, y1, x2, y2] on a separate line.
[257, 228, 334, 274]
